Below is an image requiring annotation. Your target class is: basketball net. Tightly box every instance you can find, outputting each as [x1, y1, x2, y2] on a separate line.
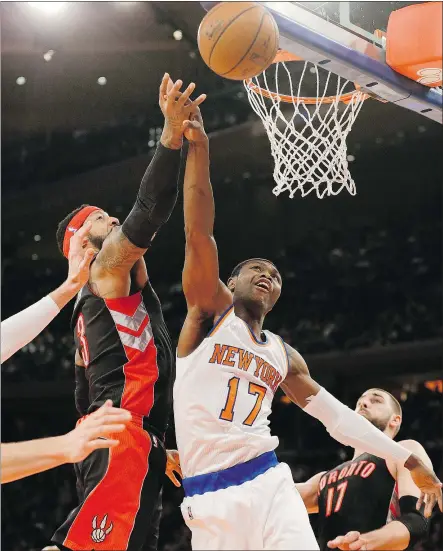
[244, 51, 368, 199]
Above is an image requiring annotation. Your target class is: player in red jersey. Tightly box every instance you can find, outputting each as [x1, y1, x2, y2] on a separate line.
[51, 74, 203, 551]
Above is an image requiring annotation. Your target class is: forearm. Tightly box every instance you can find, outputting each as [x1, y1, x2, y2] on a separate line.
[295, 482, 320, 513]
[121, 140, 182, 248]
[1, 437, 68, 484]
[184, 140, 214, 236]
[304, 387, 411, 464]
[1, 295, 61, 363]
[360, 521, 411, 551]
[49, 280, 82, 310]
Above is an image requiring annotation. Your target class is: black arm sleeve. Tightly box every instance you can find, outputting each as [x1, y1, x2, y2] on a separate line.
[121, 143, 182, 248]
[396, 495, 429, 548]
[75, 364, 90, 416]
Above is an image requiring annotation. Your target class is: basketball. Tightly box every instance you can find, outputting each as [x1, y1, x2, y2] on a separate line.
[197, 2, 279, 81]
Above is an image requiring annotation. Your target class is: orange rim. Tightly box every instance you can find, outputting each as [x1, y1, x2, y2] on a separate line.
[245, 49, 369, 105]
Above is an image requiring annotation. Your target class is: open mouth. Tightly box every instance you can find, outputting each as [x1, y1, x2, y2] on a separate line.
[255, 279, 271, 293]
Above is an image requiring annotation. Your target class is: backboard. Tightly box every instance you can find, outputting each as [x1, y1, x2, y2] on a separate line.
[201, 1, 442, 123]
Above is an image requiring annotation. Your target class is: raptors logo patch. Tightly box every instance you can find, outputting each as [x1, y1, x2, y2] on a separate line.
[91, 514, 113, 543]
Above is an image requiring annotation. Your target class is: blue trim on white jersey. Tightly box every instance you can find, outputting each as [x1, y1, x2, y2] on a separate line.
[182, 451, 278, 497]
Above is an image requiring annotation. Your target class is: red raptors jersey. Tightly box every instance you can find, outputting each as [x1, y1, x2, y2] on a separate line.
[72, 280, 174, 436]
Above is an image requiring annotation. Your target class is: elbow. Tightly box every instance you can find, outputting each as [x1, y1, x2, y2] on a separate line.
[184, 227, 213, 243]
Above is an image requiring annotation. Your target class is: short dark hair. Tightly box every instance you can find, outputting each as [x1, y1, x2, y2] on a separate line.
[229, 258, 279, 279]
[56, 204, 90, 255]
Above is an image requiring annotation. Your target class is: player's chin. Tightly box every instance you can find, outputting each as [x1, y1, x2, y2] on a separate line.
[250, 287, 270, 304]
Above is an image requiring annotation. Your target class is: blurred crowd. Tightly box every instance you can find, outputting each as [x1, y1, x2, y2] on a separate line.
[2, 92, 247, 193]
[2, 383, 442, 551]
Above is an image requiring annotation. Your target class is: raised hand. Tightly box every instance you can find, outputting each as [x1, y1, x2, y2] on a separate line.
[328, 531, 371, 550]
[65, 221, 95, 292]
[61, 400, 131, 463]
[183, 106, 208, 145]
[159, 73, 206, 149]
[407, 455, 443, 517]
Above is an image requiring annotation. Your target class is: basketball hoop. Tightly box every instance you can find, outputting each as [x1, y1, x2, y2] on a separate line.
[244, 50, 371, 198]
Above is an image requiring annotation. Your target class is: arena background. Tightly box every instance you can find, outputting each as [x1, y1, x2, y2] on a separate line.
[1, 2, 442, 550]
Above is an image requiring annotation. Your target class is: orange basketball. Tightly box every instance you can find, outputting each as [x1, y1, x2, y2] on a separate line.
[197, 2, 279, 81]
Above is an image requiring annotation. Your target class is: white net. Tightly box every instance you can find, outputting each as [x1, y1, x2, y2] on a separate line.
[244, 59, 367, 199]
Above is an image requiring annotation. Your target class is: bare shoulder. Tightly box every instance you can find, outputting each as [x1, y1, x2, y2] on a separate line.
[397, 439, 432, 467]
[398, 439, 426, 453]
[283, 342, 309, 376]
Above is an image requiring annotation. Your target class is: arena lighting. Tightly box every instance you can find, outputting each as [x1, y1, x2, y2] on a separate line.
[43, 50, 55, 62]
[173, 30, 183, 41]
[424, 380, 443, 393]
[16, 76, 26, 85]
[28, 2, 67, 15]
[97, 77, 107, 85]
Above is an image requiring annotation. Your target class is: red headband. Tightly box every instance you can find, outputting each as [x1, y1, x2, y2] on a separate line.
[63, 206, 100, 258]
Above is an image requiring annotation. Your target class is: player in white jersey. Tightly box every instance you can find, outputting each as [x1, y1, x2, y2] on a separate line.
[173, 107, 442, 551]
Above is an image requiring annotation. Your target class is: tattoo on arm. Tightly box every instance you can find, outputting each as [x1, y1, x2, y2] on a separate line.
[96, 228, 146, 272]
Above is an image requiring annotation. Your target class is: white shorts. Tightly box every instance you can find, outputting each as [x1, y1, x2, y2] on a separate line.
[181, 459, 319, 550]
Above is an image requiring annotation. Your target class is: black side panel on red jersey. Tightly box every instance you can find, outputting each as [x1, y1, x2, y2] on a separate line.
[71, 279, 174, 436]
[317, 453, 398, 551]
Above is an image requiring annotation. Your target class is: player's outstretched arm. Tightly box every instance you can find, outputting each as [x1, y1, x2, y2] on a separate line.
[280, 343, 443, 513]
[1, 223, 95, 364]
[94, 74, 206, 275]
[327, 524, 412, 551]
[177, 108, 232, 357]
[1, 401, 131, 484]
[295, 471, 324, 514]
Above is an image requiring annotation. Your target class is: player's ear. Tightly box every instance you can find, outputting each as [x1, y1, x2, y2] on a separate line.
[227, 277, 236, 292]
[390, 414, 401, 434]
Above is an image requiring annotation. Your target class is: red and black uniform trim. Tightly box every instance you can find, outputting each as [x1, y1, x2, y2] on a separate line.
[52, 280, 174, 551]
[317, 453, 400, 551]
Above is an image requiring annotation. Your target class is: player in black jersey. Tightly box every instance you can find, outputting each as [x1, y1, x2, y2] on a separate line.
[297, 388, 437, 551]
[50, 75, 205, 551]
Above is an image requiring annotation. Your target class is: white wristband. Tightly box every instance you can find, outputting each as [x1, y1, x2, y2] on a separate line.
[1, 295, 60, 364]
[304, 387, 411, 464]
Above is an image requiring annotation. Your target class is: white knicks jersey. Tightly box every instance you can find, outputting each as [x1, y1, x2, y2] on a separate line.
[174, 305, 289, 477]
